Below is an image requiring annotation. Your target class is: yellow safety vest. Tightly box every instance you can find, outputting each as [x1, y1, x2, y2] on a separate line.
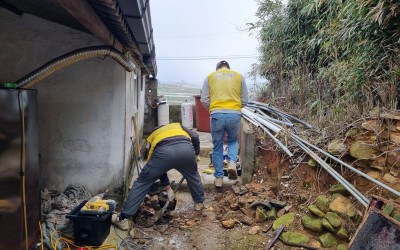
[207, 67, 242, 112]
[146, 123, 191, 160]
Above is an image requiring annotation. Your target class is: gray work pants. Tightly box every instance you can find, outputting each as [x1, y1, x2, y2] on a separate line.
[122, 141, 205, 217]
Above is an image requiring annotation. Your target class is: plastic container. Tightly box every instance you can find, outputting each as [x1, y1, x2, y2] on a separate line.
[157, 101, 169, 126]
[181, 100, 193, 129]
[193, 95, 210, 132]
[66, 200, 111, 246]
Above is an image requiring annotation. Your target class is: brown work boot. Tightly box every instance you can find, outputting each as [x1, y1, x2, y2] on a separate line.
[215, 177, 223, 188]
[227, 161, 237, 180]
[194, 202, 204, 211]
[112, 213, 129, 231]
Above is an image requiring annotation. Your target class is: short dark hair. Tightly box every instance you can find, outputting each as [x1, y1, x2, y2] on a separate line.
[216, 60, 230, 70]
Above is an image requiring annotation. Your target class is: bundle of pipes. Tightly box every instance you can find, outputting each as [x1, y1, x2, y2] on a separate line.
[242, 102, 400, 208]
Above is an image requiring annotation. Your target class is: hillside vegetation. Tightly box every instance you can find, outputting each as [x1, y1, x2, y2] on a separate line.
[251, 0, 400, 132]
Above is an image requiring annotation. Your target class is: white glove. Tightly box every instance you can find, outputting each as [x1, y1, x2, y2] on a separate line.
[196, 155, 200, 162]
[166, 187, 175, 201]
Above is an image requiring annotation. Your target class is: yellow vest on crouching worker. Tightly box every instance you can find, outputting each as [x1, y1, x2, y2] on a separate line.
[146, 123, 191, 160]
[207, 67, 242, 112]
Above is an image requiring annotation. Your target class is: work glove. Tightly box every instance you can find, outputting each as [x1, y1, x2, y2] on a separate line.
[196, 155, 200, 162]
[166, 187, 175, 201]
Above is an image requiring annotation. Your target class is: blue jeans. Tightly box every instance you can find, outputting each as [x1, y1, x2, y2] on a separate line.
[210, 113, 241, 178]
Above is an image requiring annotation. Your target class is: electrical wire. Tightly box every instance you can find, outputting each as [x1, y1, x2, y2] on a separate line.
[157, 55, 258, 61]
[38, 222, 118, 250]
[18, 90, 29, 250]
[155, 31, 249, 39]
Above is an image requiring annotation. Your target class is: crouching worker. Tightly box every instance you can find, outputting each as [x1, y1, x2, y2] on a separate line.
[112, 123, 205, 230]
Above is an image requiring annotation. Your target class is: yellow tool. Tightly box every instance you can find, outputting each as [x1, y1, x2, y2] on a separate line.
[80, 192, 117, 215]
[202, 168, 215, 174]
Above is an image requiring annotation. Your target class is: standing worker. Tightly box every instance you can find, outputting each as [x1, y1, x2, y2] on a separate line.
[112, 123, 205, 230]
[201, 60, 248, 188]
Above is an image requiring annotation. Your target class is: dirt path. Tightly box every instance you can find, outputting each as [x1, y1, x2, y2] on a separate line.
[115, 185, 268, 250]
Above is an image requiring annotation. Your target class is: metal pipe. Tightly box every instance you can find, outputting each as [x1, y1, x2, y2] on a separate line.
[293, 137, 369, 207]
[244, 108, 369, 206]
[243, 114, 293, 157]
[252, 108, 294, 127]
[16, 46, 136, 88]
[249, 101, 313, 128]
[244, 105, 399, 203]
[242, 108, 281, 133]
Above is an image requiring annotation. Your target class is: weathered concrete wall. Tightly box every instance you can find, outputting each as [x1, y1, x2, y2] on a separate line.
[0, 9, 142, 194]
[239, 119, 256, 184]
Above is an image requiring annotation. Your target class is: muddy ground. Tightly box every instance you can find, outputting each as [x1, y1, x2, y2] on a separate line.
[110, 145, 348, 250]
[108, 127, 400, 250]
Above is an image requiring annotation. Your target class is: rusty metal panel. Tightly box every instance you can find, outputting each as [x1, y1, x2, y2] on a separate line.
[349, 196, 400, 250]
[0, 88, 40, 250]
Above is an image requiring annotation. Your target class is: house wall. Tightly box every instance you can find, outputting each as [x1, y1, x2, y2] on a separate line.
[0, 8, 143, 194]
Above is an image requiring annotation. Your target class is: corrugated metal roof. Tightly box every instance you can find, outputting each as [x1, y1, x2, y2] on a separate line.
[0, 0, 157, 76]
[88, 0, 157, 76]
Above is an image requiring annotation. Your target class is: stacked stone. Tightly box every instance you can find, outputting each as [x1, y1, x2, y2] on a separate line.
[300, 184, 361, 249]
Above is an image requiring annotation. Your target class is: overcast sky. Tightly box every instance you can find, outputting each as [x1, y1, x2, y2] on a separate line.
[150, 0, 260, 87]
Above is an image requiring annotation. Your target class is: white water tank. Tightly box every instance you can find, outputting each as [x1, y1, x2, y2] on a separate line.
[157, 101, 169, 126]
[181, 100, 193, 129]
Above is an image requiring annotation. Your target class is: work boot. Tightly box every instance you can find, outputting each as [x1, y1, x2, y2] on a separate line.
[227, 161, 238, 180]
[215, 177, 223, 188]
[194, 202, 204, 211]
[112, 213, 129, 231]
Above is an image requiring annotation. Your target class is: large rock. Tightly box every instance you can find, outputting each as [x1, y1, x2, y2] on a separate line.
[319, 232, 337, 248]
[331, 193, 343, 201]
[308, 204, 325, 217]
[327, 139, 347, 155]
[329, 184, 350, 196]
[238, 214, 254, 226]
[329, 196, 356, 217]
[273, 212, 295, 230]
[248, 226, 260, 235]
[321, 218, 336, 232]
[316, 195, 330, 213]
[337, 227, 349, 240]
[383, 173, 398, 183]
[308, 158, 318, 167]
[266, 207, 277, 220]
[361, 120, 380, 131]
[221, 219, 236, 229]
[255, 207, 267, 223]
[281, 232, 309, 244]
[345, 128, 359, 137]
[325, 212, 342, 227]
[301, 215, 323, 232]
[349, 141, 378, 159]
